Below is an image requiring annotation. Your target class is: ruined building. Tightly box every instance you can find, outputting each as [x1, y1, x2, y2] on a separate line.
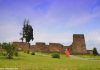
[13, 34, 89, 54]
[70, 34, 87, 54]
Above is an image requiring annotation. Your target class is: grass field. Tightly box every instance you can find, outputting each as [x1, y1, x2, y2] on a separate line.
[0, 52, 100, 70]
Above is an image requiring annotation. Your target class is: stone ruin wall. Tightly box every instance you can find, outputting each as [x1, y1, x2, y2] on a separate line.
[70, 34, 87, 54]
[13, 42, 29, 52]
[13, 34, 90, 54]
[30, 42, 64, 53]
[48, 43, 64, 53]
[32, 42, 49, 53]
[13, 42, 65, 53]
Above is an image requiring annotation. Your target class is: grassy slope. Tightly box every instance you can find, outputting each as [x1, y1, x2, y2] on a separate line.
[77, 55, 100, 59]
[0, 52, 100, 70]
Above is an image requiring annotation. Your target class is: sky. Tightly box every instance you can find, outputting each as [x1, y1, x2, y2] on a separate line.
[0, 0, 100, 52]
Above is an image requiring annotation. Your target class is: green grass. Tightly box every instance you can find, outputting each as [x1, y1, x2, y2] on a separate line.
[76, 55, 100, 60]
[0, 52, 100, 70]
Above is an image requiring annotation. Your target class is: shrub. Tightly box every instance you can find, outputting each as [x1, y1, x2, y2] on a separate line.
[31, 52, 35, 55]
[2, 43, 17, 59]
[2, 52, 7, 56]
[13, 47, 18, 56]
[14, 51, 18, 56]
[93, 47, 99, 56]
[51, 53, 60, 58]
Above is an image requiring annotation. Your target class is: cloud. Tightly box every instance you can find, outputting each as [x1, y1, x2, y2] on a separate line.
[65, 12, 100, 27]
[32, 31, 73, 45]
[28, 0, 100, 30]
[86, 31, 100, 43]
[85, 30, 100, 53]
[0, 23, 21, 43]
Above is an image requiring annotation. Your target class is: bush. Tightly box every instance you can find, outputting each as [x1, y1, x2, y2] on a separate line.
[14, 51, 18, 56]
[31, 52, 35, 55]
[51, 53, 60, 58]
[2, 52, 7, 56]
[93, 47, 99, 56]
[2, 43, 17, 59]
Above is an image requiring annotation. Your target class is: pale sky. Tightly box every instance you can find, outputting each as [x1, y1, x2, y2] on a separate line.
[0, 0, 100, 52]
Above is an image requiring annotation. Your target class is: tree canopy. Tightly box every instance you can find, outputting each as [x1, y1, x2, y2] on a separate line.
[93, 47, 99, 56]
[2, 43, 17, 59]
[21, 19, 34, 43]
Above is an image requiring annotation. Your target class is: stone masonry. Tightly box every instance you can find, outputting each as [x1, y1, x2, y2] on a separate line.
[70, 34, 87, 54]
[13, 42, 29, 52]
[13, 34, 90, 54]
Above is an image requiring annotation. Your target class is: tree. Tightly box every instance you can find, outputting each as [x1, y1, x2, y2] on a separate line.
[2, 43, 17, 59]
[23, 20, 33, 43]
[93, 47, 99, 56]
[21, 19, 34, 50]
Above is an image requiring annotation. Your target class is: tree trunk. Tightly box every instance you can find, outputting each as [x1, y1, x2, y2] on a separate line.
[27, 42, 30, 54]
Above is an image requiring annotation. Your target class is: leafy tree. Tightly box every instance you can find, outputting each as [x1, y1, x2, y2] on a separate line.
[20, 19, 34, 53]
[93, 47, 99, 56]
[23, 20, 33, 43]
[2, 43, 17, 59]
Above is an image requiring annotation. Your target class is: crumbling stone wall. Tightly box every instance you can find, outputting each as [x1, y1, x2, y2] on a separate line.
[13, 42, 29, 52]
[48, 43, 64, 53]
[30, 43, 64, 53]
[71, 34, 87, 54]
[13, 34, 89, 54]
[33, 42, 49, 53]
[30, 45, 35, 52]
